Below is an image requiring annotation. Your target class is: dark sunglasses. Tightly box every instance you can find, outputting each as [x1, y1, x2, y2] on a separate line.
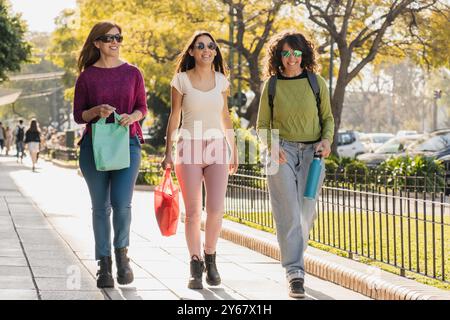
[194, 42, 217, 50]
[281, 50, 302, 58]
[96, 34, 123, 43]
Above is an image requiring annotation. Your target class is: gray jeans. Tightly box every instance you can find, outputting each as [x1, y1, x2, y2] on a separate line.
[267, 139, 325, 281]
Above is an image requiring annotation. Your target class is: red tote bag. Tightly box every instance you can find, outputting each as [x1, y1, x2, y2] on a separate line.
[154, 167, 180, 236]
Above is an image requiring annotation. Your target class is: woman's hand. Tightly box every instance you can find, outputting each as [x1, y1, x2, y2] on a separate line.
[118, 111, 143, 127]
[229, 148, 239, 175]
[161, 153, 174, 170]
[271, 148, 287, 164]
[315, 139, 331, 158]
[119, 113, 134, 127]
[82, 104, 115, 123]
[95, 104, 116, 118]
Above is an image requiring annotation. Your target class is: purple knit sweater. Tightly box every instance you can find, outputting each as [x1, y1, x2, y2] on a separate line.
[73, 63, 148, 143]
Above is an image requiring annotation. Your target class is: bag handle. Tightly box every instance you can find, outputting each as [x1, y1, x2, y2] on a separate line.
[161, 167, 175, 194]
[95, 111, 122, 125]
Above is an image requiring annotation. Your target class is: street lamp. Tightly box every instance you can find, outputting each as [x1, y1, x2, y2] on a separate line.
[433, 89, 442, 131]
[228, 4, 245, 110]
[329, 37, 334, 98]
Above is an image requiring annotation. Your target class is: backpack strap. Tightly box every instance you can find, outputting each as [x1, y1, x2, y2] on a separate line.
[268, 75, 277, 128]
[306, 71, 322, 139]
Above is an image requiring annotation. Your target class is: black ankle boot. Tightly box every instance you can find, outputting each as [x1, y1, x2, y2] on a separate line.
[188, 255, 205, 290]
[204, 251, 221, 286]
[114, 247, 134, 285]
[96, 256, 114, 288]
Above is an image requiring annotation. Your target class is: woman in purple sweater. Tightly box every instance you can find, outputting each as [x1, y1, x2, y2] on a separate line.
[74, 21, 148, 288]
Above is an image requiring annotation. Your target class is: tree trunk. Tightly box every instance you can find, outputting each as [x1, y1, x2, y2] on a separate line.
[244, 55, 262, 127]
[331, 72, 348, 155]
[245, 91, 261, 127]
[330, 47, 352, 155]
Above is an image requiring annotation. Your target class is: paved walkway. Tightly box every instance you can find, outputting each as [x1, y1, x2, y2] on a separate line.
[0, 155, 369, 300]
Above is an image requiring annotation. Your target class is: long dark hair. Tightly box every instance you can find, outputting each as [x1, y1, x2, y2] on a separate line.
[78, 21, 122, 72]
[28, 119, 40, 134]
[263, 30, 319, 79]
[174, 31, 227, 75]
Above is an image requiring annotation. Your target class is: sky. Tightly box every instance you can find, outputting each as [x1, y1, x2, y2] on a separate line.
[9, 0, 76, 33]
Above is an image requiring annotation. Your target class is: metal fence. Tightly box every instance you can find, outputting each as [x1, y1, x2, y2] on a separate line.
[224, 167, 450, 284]
[41, 147, 78, 161]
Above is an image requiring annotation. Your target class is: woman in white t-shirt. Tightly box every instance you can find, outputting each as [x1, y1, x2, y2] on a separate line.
[162, 31, 238, 290]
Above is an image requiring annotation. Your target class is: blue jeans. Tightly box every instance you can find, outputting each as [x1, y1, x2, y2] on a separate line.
[267, 139, 325, 281]
[16, 141, 25, 158]
[79, 133, 141, 260]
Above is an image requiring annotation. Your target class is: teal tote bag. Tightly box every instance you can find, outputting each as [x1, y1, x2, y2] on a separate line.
[92, 112, 130, 171]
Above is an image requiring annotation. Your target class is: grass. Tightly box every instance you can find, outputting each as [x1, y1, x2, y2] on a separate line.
[224, 208, 450, 290]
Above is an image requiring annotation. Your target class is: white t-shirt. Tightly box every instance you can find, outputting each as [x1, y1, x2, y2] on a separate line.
[170, 71, 229, 140]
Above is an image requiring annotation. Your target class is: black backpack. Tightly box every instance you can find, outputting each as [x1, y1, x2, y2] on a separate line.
[16, 126, 24, 142]
[268, 71, 323, 140]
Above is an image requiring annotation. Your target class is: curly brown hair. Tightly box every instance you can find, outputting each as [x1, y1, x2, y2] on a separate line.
[263, 30, 319, 79]
[174, 31, 227, 75]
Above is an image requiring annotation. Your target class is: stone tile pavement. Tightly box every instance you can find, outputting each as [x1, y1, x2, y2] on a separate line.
[0, 155, 370, 300]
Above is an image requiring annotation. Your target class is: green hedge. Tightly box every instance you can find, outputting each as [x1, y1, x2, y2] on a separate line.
[378, 155, 445, 192]
[324, 154, 445, 191]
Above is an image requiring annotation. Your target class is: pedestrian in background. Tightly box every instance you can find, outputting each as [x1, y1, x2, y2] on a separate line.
[74, 21, 148, 288]
[257, 30, 334, 298]
[5, 126, 13, 156]
[14, 119, 26, 163]
[0, 122, 5, 155]
[24, 118, 41, 172]
[162, 31, 238, 290]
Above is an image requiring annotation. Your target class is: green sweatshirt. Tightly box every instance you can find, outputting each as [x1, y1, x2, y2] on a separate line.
[256, 74, 335, 144]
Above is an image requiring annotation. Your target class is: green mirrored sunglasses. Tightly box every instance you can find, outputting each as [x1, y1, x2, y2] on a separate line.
[281, 50, 302, 58]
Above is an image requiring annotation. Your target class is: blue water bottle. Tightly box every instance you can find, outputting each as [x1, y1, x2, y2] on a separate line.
[304, 153, 323, 200]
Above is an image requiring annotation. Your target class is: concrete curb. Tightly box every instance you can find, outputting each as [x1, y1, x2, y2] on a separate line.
[182, 214, 450, 300]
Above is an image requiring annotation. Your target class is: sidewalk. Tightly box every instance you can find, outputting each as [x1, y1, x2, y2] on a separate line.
[0, 155, 371, 300]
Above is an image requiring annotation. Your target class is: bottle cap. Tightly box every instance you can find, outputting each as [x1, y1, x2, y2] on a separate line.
[313, 152, 322, 158]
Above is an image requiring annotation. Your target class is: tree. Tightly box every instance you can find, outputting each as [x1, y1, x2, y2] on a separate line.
[47, 9, 80, 89]
[51, 0, 224, 145]
[296, 0, 448, 153]
[216, 0, 303, 126]
[47, 0, 302, 144]
[342, 60, 435, 133]
[48, 0, 449, 148]
[1, 31, 66, 127]
[0, 0, 31, 83]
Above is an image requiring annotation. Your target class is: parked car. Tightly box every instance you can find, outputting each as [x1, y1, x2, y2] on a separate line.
[405, 129, 450, 159]
[356, 134, 423, 168]
[360, 133, 395, 153]
[337, 130, 366, 158]
[396, 130, 418, 137]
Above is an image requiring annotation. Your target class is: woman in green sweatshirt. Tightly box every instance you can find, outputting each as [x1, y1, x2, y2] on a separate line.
[256, 30, 334, 298]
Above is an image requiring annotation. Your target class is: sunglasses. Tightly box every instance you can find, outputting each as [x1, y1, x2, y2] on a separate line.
[281, 50, 302, 58]
[194, 42, 217, 50]
[96, 34, 123, 43]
